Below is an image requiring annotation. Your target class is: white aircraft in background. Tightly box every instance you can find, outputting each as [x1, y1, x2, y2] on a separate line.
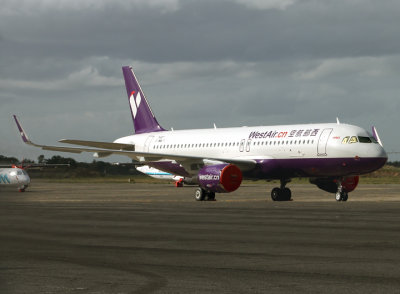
[135, 165, 195, 187]
[14, 66, 387, 201]
[0, 162, 70, 192]
[0, 165, 30, 192]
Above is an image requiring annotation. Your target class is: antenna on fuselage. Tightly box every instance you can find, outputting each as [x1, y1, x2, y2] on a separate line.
[336, 117, 340, 124]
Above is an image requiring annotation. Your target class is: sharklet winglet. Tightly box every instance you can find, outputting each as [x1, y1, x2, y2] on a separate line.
[372, 126, 383, 147]
[13, 115, 31, 144]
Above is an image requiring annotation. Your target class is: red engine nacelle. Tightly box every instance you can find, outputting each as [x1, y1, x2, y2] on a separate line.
[198, 164, 243, 193]
[310, 175, 360, 193]
[341, 175, 359, 192]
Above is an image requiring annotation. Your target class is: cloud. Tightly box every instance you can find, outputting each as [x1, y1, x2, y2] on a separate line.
[1, 0, 400, 64]
[0, 66, 121, 90]
[294, 56, 394, 80]
[231, 0, 297, 10]
[0, 0, 180, 16]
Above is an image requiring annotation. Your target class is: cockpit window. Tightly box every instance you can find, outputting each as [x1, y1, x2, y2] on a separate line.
[17, 171, 23, 175]
[358, 136, 372, 143]
[349, 136, 358, 144]
[342, 135, 378, 144]
[370, 136, 378, 144]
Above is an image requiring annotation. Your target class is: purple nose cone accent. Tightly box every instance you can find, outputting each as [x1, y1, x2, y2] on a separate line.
[122, 66, 166, 134]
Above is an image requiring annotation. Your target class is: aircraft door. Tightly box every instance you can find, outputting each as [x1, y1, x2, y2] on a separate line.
[246, 139, 251, 152]
[317, 128, 333, 156]
[239, 139, 245, 152]
[144, 135, 155, 152]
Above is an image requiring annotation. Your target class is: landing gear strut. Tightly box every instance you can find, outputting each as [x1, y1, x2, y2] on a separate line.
[194, 188, 216, 201]
[335, 180, 348, 202]
[270, 179, 292, 201]
[18, 185, 28, 192]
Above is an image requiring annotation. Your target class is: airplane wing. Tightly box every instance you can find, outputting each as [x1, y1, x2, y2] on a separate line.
[59, 139, 135, 151]
[13, 115, 257, 173]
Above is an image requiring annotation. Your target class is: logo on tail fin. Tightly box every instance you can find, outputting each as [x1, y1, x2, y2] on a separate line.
[129, 91, 142, 118]
[122, 66, 166, 134]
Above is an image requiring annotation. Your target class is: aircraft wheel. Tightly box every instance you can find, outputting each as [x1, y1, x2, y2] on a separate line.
[195, 188, 205, 201]
[205, 192, 216, 201]
[336, 191, 348, 201]
[271, 187, 281, 201]
[283, 188, 292, 201]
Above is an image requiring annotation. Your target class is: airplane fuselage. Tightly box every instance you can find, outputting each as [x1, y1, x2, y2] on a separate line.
[0, 168, 30, 191]
[115, 123, 387, 180]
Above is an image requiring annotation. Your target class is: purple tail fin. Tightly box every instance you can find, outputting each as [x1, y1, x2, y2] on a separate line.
[122, 66, 166, 134]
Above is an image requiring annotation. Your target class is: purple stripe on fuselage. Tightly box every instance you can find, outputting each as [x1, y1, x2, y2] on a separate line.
[249, 156, 387, 179]
[146, 156, 387, 181]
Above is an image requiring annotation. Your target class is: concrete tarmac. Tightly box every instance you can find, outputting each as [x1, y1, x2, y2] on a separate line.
[1, 181, 400, 293]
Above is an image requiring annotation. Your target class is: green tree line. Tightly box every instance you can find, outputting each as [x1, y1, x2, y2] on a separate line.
[0, 155, 139, 178]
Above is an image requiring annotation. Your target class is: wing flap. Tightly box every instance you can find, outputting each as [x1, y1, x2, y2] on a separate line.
[59, 139, 135, 151]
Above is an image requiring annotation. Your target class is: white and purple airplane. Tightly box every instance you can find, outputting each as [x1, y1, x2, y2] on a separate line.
[14, 66, 387, 201]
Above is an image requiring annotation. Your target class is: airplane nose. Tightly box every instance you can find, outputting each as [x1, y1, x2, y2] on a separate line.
[381, 147, 388, 159]
[372, 146, 388, 170]
[375, 144, 388, 161]
[21, 175, 30, 185]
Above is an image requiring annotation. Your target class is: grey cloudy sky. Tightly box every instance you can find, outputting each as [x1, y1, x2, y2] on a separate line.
[1, 0, 400, 162]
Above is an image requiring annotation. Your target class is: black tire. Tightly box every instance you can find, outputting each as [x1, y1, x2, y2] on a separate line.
[341, 192, 348, 201]
[283, 188, 292, 201]
[271, 187, 281, 201]
[195, 188, 205, 201]
[205, 192, 216, 201]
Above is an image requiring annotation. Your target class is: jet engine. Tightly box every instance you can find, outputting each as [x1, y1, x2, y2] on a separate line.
[198, 164, 242, 193]
[310, 176, 360, 193]
[341, 176, 360, 192]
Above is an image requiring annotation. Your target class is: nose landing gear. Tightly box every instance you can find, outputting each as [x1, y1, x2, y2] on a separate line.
[335, 179, 348, 202]
[270, 179, 292, 201]
[18, 185, 28, 192]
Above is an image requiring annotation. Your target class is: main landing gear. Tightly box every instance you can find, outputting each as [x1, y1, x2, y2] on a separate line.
[194, 188, 216, 201]
[270, 179, 292, 201]
[335, 180, 348, 202]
